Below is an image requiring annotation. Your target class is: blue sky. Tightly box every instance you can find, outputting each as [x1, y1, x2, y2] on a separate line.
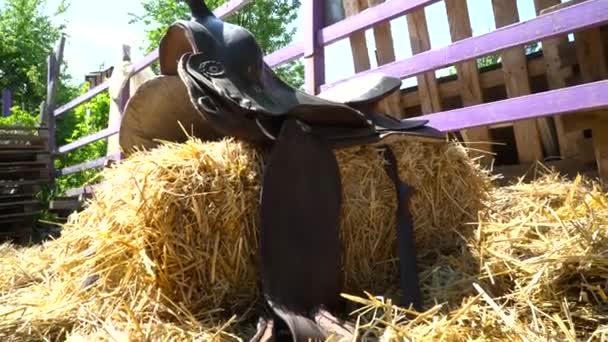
[39, 0, 542, 87]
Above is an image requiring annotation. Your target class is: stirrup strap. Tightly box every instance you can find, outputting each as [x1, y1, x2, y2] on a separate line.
[381, 146, 423, 311]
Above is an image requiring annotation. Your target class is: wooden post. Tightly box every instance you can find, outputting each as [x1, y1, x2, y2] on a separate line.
[342, 0, 371, 73]
[444, 0, 492, 162]
[1, 89, 12, 117]
[535, 0, 584, 160]
[491, 0, 545, 163]
[304, 0, 326, 95]
[42, 33, 66, 185]
[366, 0, 403, 117]
[406, 9, 442, 114]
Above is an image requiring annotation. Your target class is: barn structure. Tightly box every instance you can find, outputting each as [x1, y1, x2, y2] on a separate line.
[0, 0, 607, 241]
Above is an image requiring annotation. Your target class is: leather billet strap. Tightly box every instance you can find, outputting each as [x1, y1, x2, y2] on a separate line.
[381, 146, 423, 311]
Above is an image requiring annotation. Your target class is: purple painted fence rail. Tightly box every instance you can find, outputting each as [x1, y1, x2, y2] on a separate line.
[49, 0, 608, 194]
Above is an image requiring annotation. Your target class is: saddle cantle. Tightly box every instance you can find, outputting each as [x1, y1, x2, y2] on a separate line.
[119, 1, 446, 340]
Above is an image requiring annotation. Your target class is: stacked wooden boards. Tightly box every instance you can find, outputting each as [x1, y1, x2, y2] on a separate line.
[0, 126, 51, 243]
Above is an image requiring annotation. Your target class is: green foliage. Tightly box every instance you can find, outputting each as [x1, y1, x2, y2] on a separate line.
[54, 83, 110, 195]
[129, 0, 305, 88]
[0, 106, 41, 127]
[0, 0, 75, 113]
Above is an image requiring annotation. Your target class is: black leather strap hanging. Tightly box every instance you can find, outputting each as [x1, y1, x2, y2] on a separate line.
[381, 146, 423, 311]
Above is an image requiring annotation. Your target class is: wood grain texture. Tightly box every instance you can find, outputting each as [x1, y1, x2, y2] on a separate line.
[534, 0, 583, 159]
[492, 0, 544, 163]
[406, 9, 441, 114]
[342, 0, 371, 72]
[365, 0, 403, 117]
[444, 0, 492, 158]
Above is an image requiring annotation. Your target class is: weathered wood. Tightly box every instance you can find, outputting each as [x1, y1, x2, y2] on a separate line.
[321, 0, 608, 90]
[400, 45, 578, 110]
[406, 9, 442, 114]
[56, 153, 121, 177]
[342, 0, 371, 72]
[365, 0, 402, 117]
[1, 89, 11, 117]
[593, 121, 608, 183]
[535, 0, 584, 159]
[491, 0, 545, 163]
[57, 126, 119, 155]
[444, 0, 491, 159]
[416, 80, 608, 133]
[304, 0, 326, 94]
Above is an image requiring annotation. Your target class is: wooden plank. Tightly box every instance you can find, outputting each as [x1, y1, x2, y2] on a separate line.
[49, 199, 82, 211]
[491, 0, 545, 162]
[321, 0, 608, 90]
[304, 0, 326, 94]
[64, 184, 99, 198]
[593, 121, 608, 182]
[342, 0, 371, 72]
[406, 9, 442, 114]
[322, 0, 441, 46]
[366, 0, 402, 117]
[0, 200, 39, 208]
[56, 126, 118, 155]
[444, 0, 492, 159]
[56, 153, 121, 177]
[400, 45, 578, 109]
[0, 211, 42, 220]
[416, 80, 608, 133]
[534, 0, 584, 160]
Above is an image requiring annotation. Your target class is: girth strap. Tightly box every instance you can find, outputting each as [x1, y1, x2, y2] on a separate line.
[256, 118, 352, 341]
[381, 146, 423, 311]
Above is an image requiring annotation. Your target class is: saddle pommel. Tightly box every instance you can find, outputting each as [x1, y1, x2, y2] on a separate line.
[182, 0, 214, 18]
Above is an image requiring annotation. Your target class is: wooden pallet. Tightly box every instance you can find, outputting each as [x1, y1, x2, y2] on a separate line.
[0, 126, 52, 243]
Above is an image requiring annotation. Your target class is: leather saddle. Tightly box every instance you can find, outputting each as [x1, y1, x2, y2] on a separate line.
[124, 1, 446, 340]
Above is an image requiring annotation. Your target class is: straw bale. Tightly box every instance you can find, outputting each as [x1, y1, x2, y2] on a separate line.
[0, 136, 492, 340]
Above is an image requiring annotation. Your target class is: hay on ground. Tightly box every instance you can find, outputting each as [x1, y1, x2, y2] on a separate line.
[2, 137, 606, 340]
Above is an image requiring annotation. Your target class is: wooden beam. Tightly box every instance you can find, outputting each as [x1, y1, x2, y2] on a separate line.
[534, 0, 584, 160]
[366, 0, 402, 117]
[594, 121, 608, 183]
[491, 0, 545, 163]
[304, 0, 326, 94]
[342, 0, 371, 72]
[321, 0, 608, 90]
[400, 42, 578, 109]
[416, 80, 608, 133]
[406, 9, 441, 114]
[444, 0, 492, 160]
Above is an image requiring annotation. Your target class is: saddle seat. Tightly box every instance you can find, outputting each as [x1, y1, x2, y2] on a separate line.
[315, 73, 402, 108]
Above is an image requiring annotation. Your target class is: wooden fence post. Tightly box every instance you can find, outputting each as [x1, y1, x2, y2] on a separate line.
[1, 89, 12, 117]
[41, 33, 66, 184]
[304, 0, 326, 95]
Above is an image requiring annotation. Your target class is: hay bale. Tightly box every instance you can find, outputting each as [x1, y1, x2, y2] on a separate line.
[0, 137, 490, 340]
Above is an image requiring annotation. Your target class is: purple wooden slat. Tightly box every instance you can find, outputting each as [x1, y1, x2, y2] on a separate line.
[65, 184, 99, 198]
[56, 125, 119, 155]
[322, 0, 608, 91]
[1, 89, 12, 117]
[304, 0, 326, 94]
[56, 153, 121, 176]
[54, 0, 252, 118]
[53, 81, 110, 118]
[416, 80, 608, 132]
[264, 42, 304, 67]
[320, 0, 440, 46]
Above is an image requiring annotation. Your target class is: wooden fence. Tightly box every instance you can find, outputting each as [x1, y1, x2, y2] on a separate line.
[42, 0, 608, 200]
[1, 89, 12, 117]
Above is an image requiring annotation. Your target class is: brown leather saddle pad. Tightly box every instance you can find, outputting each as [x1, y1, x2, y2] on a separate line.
[123, 1, 446, 340]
